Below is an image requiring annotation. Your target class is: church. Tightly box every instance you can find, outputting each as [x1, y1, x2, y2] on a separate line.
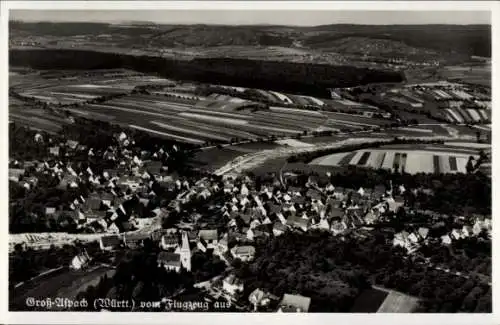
[157, 231, 191, 272]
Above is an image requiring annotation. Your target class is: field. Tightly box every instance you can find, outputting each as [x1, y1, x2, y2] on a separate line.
[309, 143, 487, 174]
[10, 69, 397, 146]
[374, 286, 420, 313]
[350, 288, 389, 312]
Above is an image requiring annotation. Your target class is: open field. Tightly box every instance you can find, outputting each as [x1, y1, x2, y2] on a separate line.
[350, 288, 389, 312]
[10, 68, 400, 146]
[374, 286, 420, 313]
[309, 143, 487, 174]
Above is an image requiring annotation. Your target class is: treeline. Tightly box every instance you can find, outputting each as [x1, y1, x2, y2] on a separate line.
[288, 138, 445, 164]
[234, 230, 491, 313]
[10, 49, 404, 98]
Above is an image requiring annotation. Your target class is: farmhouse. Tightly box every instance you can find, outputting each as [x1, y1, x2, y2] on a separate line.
[157, 252, 182, 273]
[198, 229, 218, 248]
[99, 235, 122, 251]
[222, 274, 244, 296]
[231, 245, 256, 262]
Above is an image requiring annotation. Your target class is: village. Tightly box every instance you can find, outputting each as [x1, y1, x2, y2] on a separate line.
[8, 126, 492, 312]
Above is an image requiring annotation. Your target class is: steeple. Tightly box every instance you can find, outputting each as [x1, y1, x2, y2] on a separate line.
[179, 231, 191, 272]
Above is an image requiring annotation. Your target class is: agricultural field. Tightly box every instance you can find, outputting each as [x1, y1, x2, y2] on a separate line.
[10, 68, 398, 146]
[66, 94, 393, 145]
[9, 104, 72, 134]
[380, 81, 491, 125]
[309, 143, 488, 174]
[350, 288, 389, 312]
[9, 69, 176, 105]
[376, 288, 420, 313]
[439, 64, 491, 87]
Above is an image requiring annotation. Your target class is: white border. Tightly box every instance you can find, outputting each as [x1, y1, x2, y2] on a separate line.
[1, 1, 498, 325]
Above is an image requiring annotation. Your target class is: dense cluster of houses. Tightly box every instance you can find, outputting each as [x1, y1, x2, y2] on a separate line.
[9, 131, 193, 235]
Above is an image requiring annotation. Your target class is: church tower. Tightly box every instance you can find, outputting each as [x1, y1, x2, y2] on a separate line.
[179, 231, 191, 272]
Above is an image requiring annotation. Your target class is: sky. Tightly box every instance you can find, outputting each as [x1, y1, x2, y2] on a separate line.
[10, 10, 491, 26]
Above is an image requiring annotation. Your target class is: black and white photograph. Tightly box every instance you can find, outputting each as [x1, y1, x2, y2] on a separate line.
[1, 1, 497, 323]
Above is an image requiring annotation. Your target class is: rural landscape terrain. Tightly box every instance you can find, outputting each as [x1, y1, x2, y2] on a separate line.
[8, 18, 491, 314]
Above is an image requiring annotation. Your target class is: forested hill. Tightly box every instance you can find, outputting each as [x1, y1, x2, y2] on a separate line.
[9, 49, 404, 97]
[10, 21, 491, 57]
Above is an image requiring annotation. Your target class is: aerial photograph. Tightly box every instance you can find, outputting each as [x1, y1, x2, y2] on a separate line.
[7, 8, 492, 314]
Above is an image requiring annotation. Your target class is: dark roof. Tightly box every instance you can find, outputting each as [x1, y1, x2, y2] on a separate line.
[101, 235, 121, 247]
[273, 222, 287, 232]
[268, 204, 282, 215]
[162, 234, 179, 245]
[288, 216, 309, 229]
[329, 207, 345, 219]
[291, 196, 306, 205]
[306, 189, 322, 200]
[84, 197, 102, 211]
[255, 223, 272, 234]
[239, 213, 252, 225]
[157, 252, 181, 266]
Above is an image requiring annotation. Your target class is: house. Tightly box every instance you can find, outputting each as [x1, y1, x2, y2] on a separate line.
[313, 218, 330, 231]
[472, 220, 483, 236]
[331, 220, 348, 236]
[408, 232, 420, 244]
[45, 207, 57, 216]
[222, 274, 244, 296]
[273, 222, 287, 237]
[461, 225, 473, 238]
[107, 222, 120, 234]
[329, 207, 345, 220]
[306, 189, 322, 201]
[386, 196, 404, 212]
[86, 210, 107, 223]
[9, 168, 25, 182]
[441, 234, 452, 245]
[393, 231, 418, 253]
[418, 227, 429, 240]
[70, 251, 91, 270]
[123, 233, 150, 248]
[231, 245, 256, 262]
[451, 228, 463, 241]
[101, 193, 114, 208]
[99, 235, 122, 251]
[157, 252, 182, 272]
[49, 146, 60, 156]
[287, 216, 310, 232]
[248, 289, 278, 311]
[83, 194, 102, 211]
[215, 235, 229, 254]
[277, 294, 311, 313]
[364, 210, 378, 224]
[198, 229, 218, 249]
[65, 140, 79, 150]
[160, 234, 179, 250]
